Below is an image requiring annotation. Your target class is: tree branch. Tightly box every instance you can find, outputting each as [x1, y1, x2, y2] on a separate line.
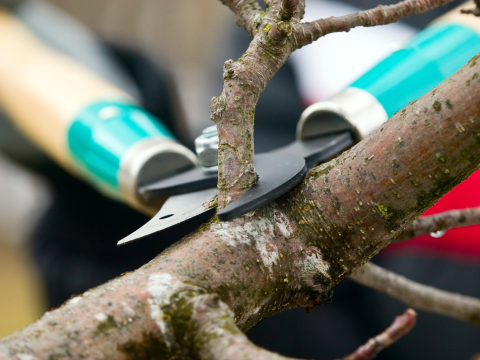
[394, 207, 480, 243]
[212, 2, 298, 207]
[219, 0, 264, 37]
[2, 14, 480, 360]
[277, 0, 300, 20]
[293, 0, 455, 49]
[350, 263, 480, 324]
[183, 294, 300, 360]
[337, 309, 417, 360]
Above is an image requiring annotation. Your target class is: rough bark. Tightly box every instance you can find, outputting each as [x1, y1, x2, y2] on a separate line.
[212, 1, 297, 207]
[1, 46, 480, 360]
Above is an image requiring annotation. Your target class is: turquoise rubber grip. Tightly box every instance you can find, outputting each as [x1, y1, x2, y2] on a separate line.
[67, 101, 175, 195]
[350, 23, 480, 117]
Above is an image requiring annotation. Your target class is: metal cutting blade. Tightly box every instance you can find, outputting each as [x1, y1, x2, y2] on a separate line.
[117, 188, 218, 246]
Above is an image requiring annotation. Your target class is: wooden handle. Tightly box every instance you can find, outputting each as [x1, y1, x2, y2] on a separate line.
[0, 9, 132, 170]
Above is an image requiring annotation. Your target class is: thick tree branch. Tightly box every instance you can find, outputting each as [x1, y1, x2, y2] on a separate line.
[351, 263, 480, 324]
[293, 0, 454, 49]
[182, 294, 300, 360]
[2, 4, 480, 357]
[394, 207, 480, 242]
[219, 0, 264, 37]
[337, 309, 417, 360]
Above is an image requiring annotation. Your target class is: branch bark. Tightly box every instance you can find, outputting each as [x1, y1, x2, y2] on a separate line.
[212, 0, 297, 207]
[278, 0, 300, 20]
[219, 0, 264, 37]
[293, 0, 455, 49]
[351, 263, 480, 324]
[394, 206, 480, 242]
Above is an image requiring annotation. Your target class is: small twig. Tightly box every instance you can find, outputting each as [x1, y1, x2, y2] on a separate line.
[293, 0, 454, 48]
[278, 0, 300, 20]
[394, 207, 480, 243]
[351, 262, 480, 324]
[461, 0, 480, 16]
[337, 309, 417, 360]
[219, 0, 264, 37]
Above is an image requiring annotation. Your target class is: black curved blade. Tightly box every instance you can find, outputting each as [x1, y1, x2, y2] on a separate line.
[274, 131, 354, 168]
[217, 152, 307, 221]
[139, 131, 352, 201]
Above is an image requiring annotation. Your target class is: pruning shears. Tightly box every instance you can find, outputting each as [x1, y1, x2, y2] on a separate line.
[1, 1, 479, 247]
[120, 1, 480, 245]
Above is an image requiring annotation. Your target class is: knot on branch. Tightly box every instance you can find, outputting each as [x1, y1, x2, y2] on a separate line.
[223, 59, 237, 80]
[210, 93, 227, 122]
[268, 21, 293, 45]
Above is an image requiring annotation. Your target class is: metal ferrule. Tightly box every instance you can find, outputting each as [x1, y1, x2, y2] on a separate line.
[119, 137, 198, 214]
[296, 87, 388, 142]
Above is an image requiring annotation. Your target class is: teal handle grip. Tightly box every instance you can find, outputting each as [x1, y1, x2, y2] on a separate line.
[350, 23, 480, 117]
[67, 101, 175, 196]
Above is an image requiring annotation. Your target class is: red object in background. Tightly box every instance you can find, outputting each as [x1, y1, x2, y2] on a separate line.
[386, 169, 480, 261]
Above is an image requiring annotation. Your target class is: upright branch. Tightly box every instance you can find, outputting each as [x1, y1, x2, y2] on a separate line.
[213, 0, 300, 208]
[294, 0, 455, 48]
